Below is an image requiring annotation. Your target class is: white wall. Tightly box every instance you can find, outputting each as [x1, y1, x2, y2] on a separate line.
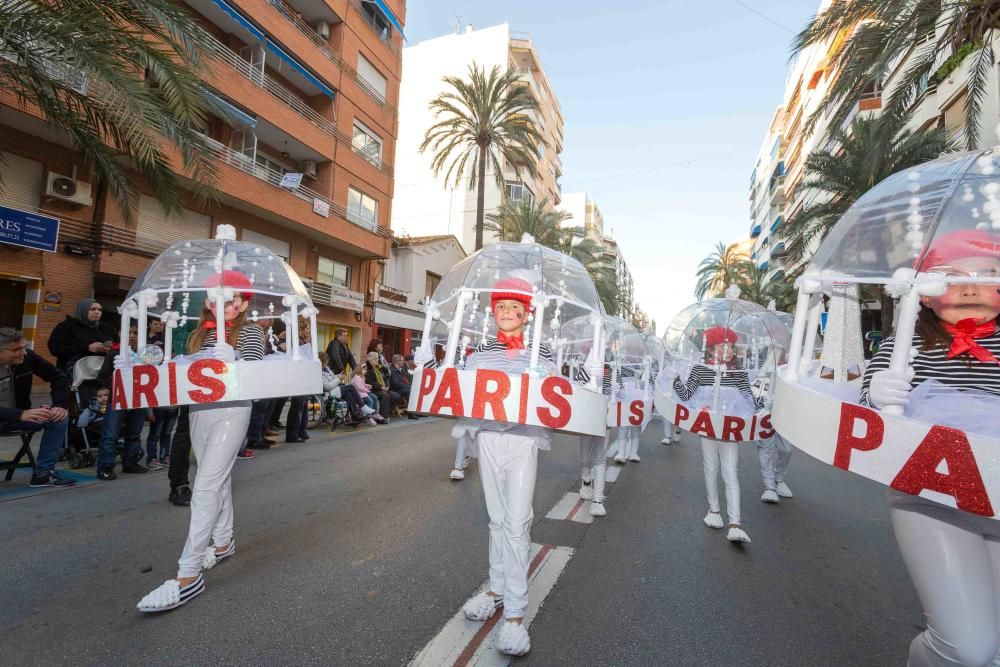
[393, 25, 511, 253]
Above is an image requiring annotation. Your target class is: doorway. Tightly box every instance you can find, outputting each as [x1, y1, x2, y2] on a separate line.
[0, 279, 26, 329]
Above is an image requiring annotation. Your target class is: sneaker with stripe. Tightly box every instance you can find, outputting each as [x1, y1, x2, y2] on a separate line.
[137, 573, 205, 612]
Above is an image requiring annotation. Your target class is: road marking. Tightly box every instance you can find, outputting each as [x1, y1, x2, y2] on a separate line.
[605, 465, 621, 483]
[545, 492, 593, 524]
[410, 543, 573, 667]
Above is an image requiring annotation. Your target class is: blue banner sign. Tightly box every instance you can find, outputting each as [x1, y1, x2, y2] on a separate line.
[0, 205, 60, 252]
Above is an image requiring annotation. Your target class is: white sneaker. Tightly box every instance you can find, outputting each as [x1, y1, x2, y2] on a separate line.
[776, 482, 793, 498]
[461, 456, 472, 470]
[614, 452, 627, 464]
[462, 592, 501, 621]
[589, 501, 607, 517]
[761, 489, 779, 504]
[497, 620, 530, 656]
[703, 512, 724, 529]
[449, 468, 465, 481]
[661, 436, 672, 445]
[579, 480, 593, 500]
[727, 526, 751, 544]
[628, 453, 641, 463]
[137, 573, 204, 612]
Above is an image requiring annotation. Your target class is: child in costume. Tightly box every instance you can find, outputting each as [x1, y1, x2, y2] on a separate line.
[459, 277, 554, 657]
[757, 433, 793, 503]
[861, 230, 1000, 667]
[138, 270, 266, 612]
[579, 361, 616, 517]
[665, 326, 762, 544]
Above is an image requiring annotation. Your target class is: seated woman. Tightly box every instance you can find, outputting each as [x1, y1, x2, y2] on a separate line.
[365, 351, 399, 422]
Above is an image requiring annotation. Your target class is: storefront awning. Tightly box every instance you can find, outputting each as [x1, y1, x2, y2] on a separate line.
[374, 304, 425, 331]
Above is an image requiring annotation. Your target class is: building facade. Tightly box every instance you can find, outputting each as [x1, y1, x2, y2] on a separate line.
[392, 23, 565, 254]
[372, 234, 466, 359]
[601, 237, 635, 320]
[558, 191, 605, 243]
[0, 0, 404, 360]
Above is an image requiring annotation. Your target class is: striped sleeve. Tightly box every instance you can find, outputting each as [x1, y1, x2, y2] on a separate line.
[236, 326, 266, 361]
[859, 336, 894, 407]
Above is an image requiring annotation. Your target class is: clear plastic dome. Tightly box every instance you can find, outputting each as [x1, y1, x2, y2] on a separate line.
[605, 316, 647, 376]
[658, 297, 790, 415]
[805, 148, 1000, 285]
[126, 237, 311, 325]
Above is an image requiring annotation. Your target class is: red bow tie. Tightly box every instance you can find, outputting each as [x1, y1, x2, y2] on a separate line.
[944, 318, 998, 364]
[203, 321, 231, 331]
[497, 331, 525, 351]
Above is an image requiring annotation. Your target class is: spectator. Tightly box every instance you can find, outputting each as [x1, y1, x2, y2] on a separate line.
[366, 351, 399, 421]
[47, 298, 116, 372]
[389, 353, 419, 420]
[77, 386, 109, 446]
[284, 317, 312, 444]
[147, 317, 166, 349]
[350, 365, 384, 425]
[167, 407, 192, 506]
[404, 353, 417, 376]
[145, 317, 176, 468]
[0, 327, 75, 487]
[368, 338, 389, 368]
[325, 328, 356, 375]
[320, 352, 369, 422]
[95, 323, 148, 480]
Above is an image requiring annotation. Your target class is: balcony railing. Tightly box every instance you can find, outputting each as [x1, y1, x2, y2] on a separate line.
[348, 0, 399, 54]
[267, 0, 346, 70]
[202, 134, 333, 204]
[201, 30, 338, 139]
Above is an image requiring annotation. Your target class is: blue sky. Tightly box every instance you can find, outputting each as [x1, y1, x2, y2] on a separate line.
[401, 0, 821, 333]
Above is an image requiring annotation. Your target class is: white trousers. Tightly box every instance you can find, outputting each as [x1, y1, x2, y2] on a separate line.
[621, 425, 641, 459]
[890, 490, 1000, 667]
[478, 430, 538, 619]
[579, 432, 609, 503]
[454, 432, 471, 469]
[757, 433, 793, 490]
[700, 437, 741, 525]
[177, 405, 251, 578]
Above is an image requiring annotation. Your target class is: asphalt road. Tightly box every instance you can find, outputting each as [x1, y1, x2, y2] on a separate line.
[1, 418, 922, 666]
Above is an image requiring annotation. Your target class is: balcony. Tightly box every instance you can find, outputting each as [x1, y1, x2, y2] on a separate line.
[200, 30, 338, 144]
[267, 0, 346, 70]
[750, 224, 762, 238]
[348, 0, 400, 55]
[770, 215, 783, 233]
[770, 240, 788, 257]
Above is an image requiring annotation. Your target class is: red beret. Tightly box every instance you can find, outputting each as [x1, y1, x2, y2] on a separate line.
[704, 326, 738, 348]
[921, 229, 1000, 272]
[491, 277, 534, 310]
[204, 270, 254, 300]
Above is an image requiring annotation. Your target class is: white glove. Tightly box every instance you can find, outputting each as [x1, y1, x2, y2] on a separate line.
[113, 353, 130, 370]
[212, 343, 236, 362]
[868, 369, 912, 409]
[413, 346, 431, 367]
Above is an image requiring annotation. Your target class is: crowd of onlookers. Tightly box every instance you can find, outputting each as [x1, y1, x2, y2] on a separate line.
[0, 298, 426, 493]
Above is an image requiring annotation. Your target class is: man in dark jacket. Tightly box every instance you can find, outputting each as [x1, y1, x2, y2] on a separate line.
[389, 354, 420, 420]
[325, 328, 357, 375]
[94, 323, 148, 481]
[46, 298, 116, 372]
[0, 327, 75, 487]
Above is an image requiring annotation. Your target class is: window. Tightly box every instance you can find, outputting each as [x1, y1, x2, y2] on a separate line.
[359, 3, 391, 42]
[255, 152, 290, 177]
[356, 54, 387, 101]
[352, 121, 383, 165]
[318, 257, 350, 287]
[425, 271, 441, 300]
[505, 181, 535, 207]
[347, 187, 378, 229]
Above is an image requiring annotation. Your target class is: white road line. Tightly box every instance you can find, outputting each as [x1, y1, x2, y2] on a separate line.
[605, 465, 621, 483]
[410, 543, 574, 667]
[544, 492, 593, 524]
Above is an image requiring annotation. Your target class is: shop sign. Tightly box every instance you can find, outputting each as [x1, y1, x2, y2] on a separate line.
[0, 205, 60, 252]
[330, 286, 364, 312]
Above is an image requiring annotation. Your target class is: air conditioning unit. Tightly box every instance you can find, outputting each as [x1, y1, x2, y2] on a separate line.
[301, 160, 318, 179]
[45, 172, 93, 206]
[315, 20, 331, 39]
[308, 280, 334, 306]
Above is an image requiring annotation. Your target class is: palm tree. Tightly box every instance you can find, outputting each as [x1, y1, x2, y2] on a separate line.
[483, 197, 572, 247]
[794, 1, 997, 149]
[1, 0, 225, 220]
[694, 241, 750, 300]
[736, 263, 799, 312]
[421, 63, 544, 250]
[782, 116, 954, 266]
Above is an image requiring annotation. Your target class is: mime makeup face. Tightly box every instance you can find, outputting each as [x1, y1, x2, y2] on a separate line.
[493, 299, 527, 334]
[922, 256, 1000, 326]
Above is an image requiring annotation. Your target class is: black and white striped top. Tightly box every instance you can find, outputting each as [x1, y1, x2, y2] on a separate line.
[673, 364, 764, 409]
[859, 333, 1000, 407]
[200, 326, 266, 362]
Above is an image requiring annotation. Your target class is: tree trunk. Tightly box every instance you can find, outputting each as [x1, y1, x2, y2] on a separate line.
[475, 145, 487, 251]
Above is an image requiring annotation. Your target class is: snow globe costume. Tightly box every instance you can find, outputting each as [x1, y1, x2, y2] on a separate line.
[654, 286, 788, 544]
[605, 317, 653, 466]
[771, 149, 1000, 666]
[123, 225, 321, 612]
[409, 237, 606, 656]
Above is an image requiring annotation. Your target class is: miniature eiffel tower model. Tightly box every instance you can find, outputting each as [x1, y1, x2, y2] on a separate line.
[819, 282, 866, 383]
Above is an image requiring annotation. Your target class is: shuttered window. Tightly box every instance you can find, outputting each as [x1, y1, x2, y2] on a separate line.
[241, 228, 290, 261]
[0, 151, 43, 212]
[356, 54, 387, 100]
[137, 194, 211, 245]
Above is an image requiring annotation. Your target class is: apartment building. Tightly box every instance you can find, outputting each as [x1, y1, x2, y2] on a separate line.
[558, 191, 605, 244]
[0, 0, 404, 358]
[393, 23, 565, 254]
[601, 237, 635, 320]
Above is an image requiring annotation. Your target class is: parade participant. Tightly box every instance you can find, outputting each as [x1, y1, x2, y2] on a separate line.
[665, 326, 762, 544]
[579, 362, 614, 516]
[137, 270, 266, 612]
[757, 433, 793, 503]
[860, 230, 1000, 667]
[459, 276, 552, 657]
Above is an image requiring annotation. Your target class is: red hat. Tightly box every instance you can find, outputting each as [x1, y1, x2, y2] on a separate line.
[704, 326, 738, 347]
[491, 277, 534, 310]
[921, 230, 1000, 271]
[204, 270, 254, 300]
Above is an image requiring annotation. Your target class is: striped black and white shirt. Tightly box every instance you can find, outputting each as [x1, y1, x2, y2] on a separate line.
[200, 326, 266, 362]
[673, 363, 764, 409]
[859, 333, 1000, 407]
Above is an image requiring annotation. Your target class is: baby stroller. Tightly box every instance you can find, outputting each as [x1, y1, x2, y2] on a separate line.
[65, 355, 105, 468]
